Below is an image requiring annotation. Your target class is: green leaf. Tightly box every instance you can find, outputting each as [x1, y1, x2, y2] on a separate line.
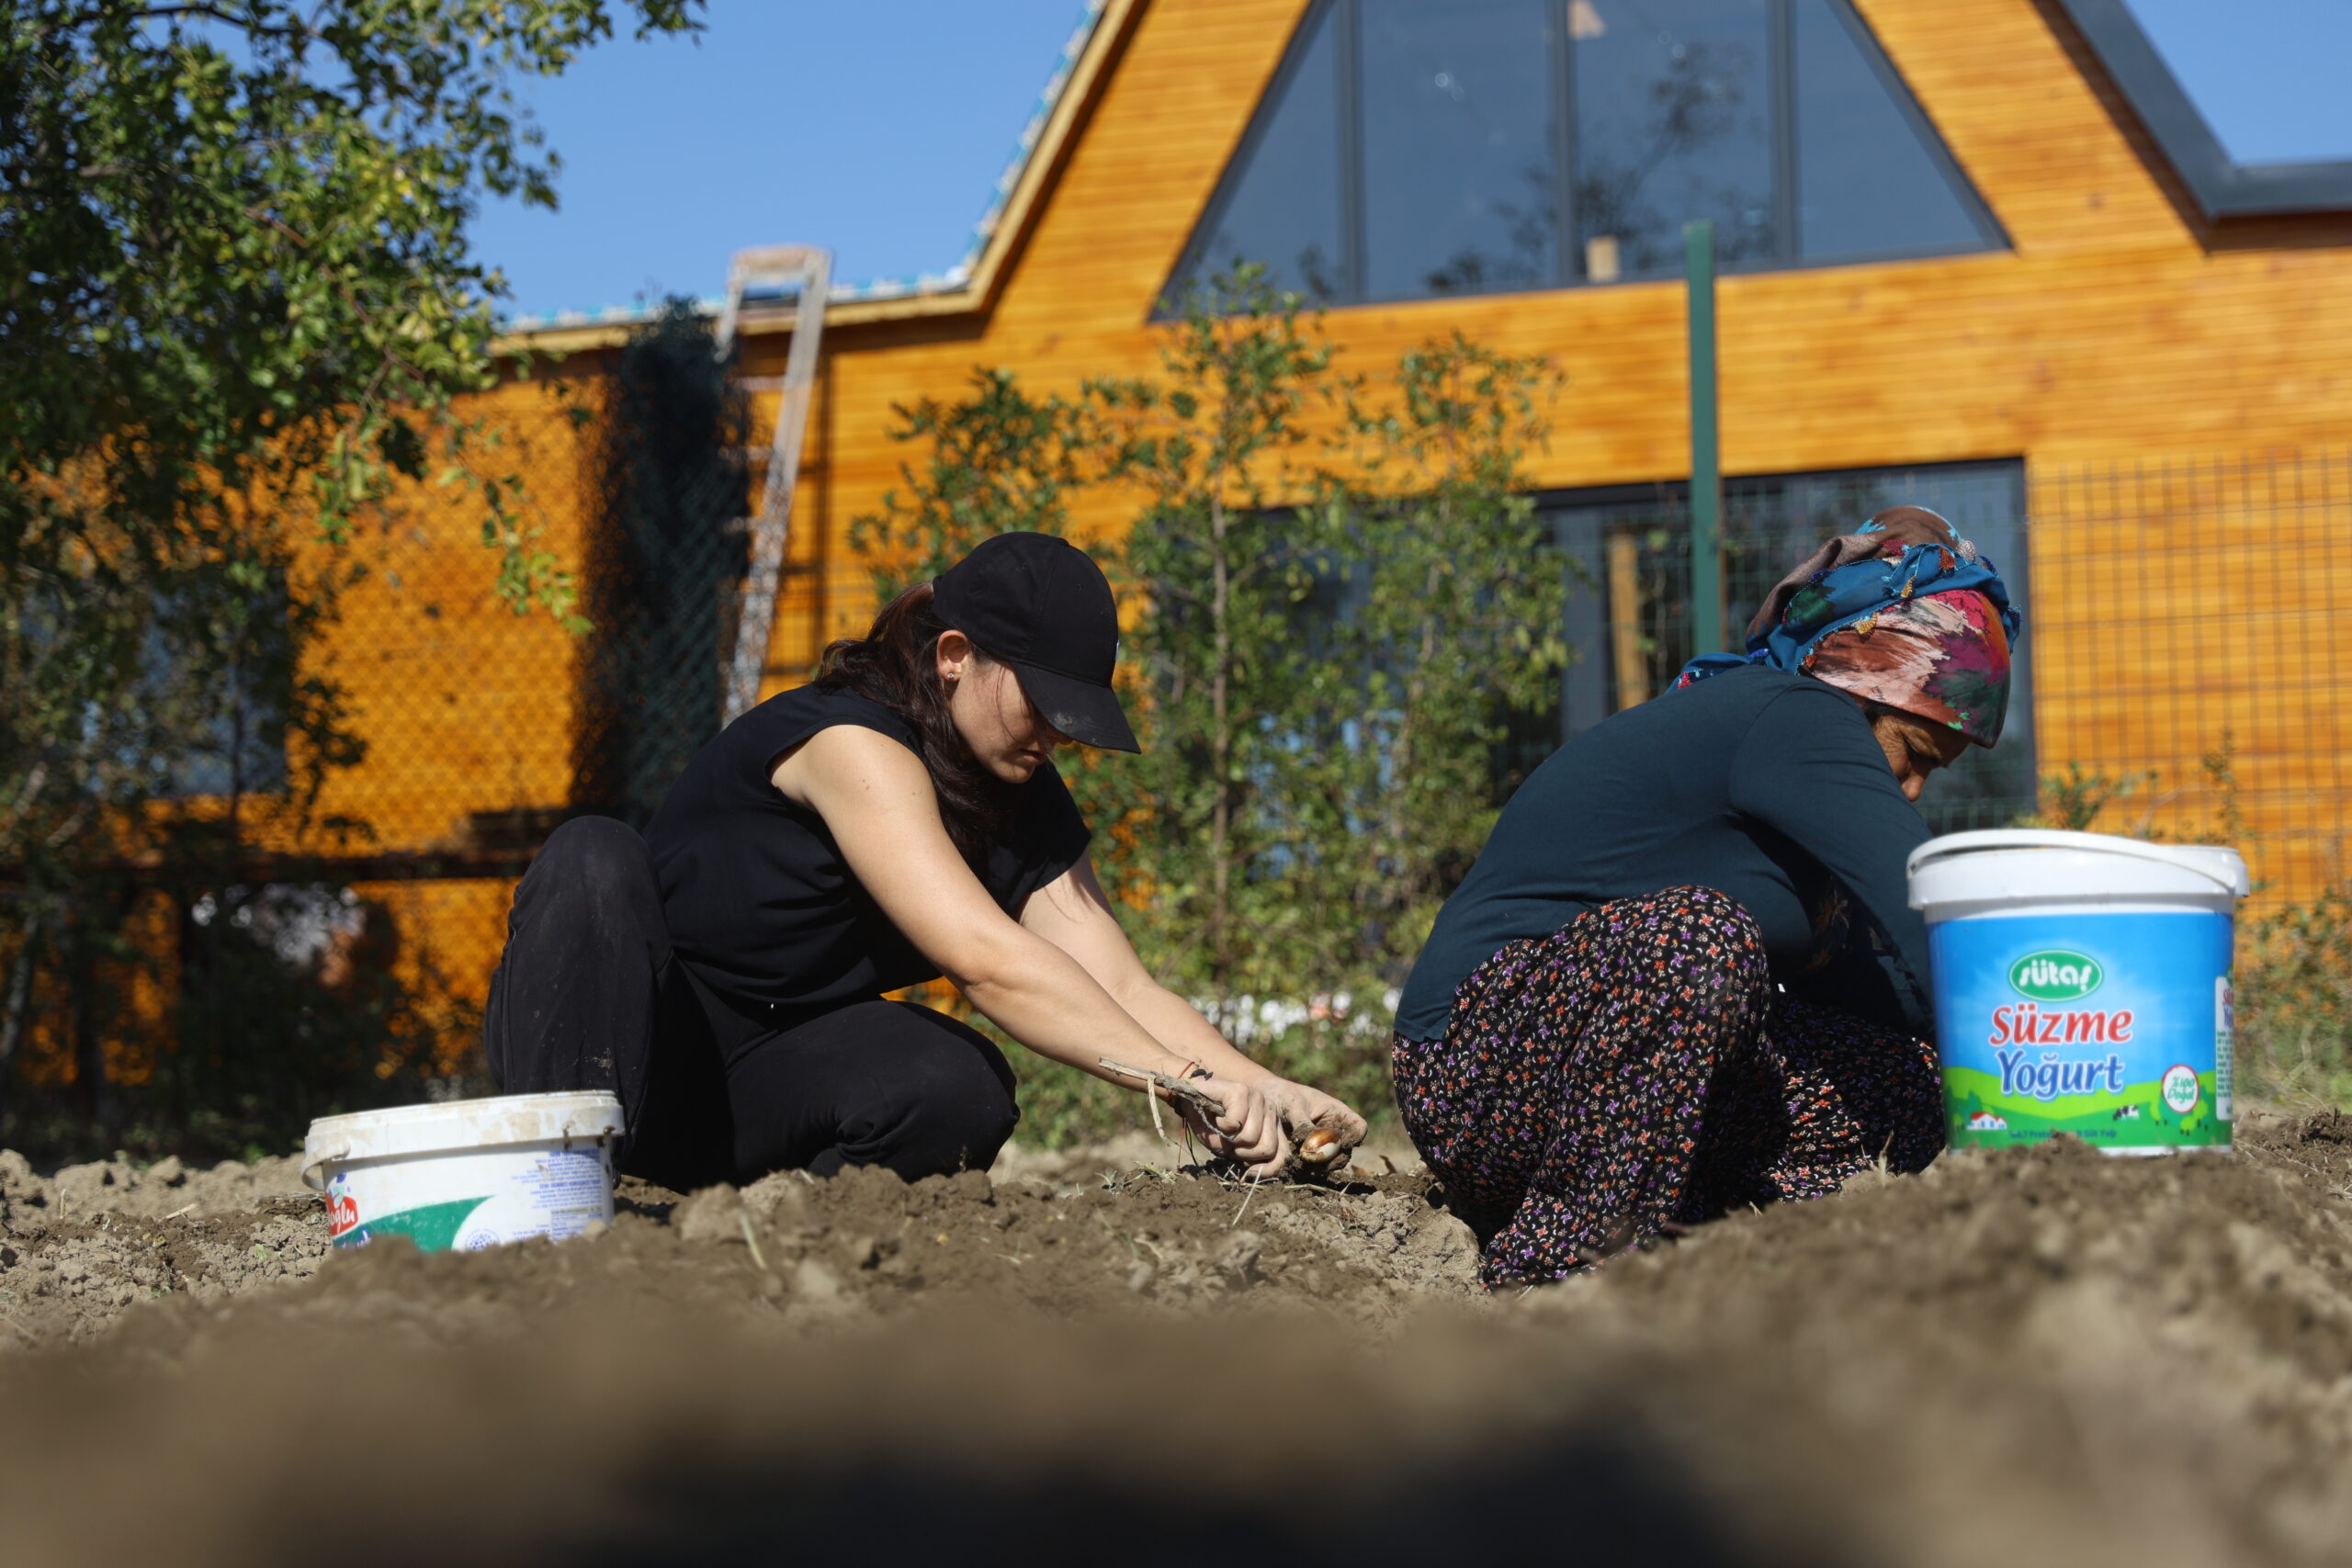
[842, 265, 1566, 1123]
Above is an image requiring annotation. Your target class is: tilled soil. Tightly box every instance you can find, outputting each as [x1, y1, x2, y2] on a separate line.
[0, 1134, 1477, 1348]
[3, 1116, 2350, 1567]
[0, 1149, 322, 1346]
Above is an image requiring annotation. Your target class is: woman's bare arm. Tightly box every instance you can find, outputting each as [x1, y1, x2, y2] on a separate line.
[1021, 854, 1369, 1151]
[771, 727, 1291, 1161]
[1016, 857, 1271, 1079]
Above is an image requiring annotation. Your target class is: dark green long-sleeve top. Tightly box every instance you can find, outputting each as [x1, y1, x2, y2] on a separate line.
[1394, 667, 1937, 1043]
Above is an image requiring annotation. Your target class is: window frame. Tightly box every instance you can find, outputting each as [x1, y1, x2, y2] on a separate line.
[151, 566, 296, 803]
[1531, 456, 2036, 833]
[1162, 0, 2009, 315]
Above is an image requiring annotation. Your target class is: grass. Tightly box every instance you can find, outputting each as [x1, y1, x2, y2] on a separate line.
[2237, 890, 2352, 1111]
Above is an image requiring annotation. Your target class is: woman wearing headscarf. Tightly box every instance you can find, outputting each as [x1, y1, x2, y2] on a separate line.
[1391, 506, 2020, 1287]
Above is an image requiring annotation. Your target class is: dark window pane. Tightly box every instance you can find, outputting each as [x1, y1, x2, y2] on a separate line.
[1573, 0, 1774, 282]
[1793, 0, 1998, 261]
[1361, 0, 1558, 299]
[1544, 498, 1686, 720]
[145, 574, 292, 799]
[1170, 1, 1344, 305]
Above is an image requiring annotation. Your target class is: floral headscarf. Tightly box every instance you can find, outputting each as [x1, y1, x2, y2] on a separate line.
[1671, 506, 2023, 747]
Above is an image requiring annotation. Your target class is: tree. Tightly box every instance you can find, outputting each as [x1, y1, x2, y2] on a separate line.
[1302, 333, 1566, 1009]
[1107, 279, 1566, 1108]
[1091, 272, 1340, 1005]
[4, 0, 698, 608]
[851, 267, 1569, 1130]
[0, 0, 702, 1148]
[850, 367, 1093, 602]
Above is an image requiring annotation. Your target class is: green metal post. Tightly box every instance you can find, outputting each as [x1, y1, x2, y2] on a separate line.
[1684, 220, 1724, 658]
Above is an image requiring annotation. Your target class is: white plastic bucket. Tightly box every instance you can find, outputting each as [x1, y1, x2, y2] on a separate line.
[1908, 830, 2247, 1156]
[302, 1092, 625, 1251]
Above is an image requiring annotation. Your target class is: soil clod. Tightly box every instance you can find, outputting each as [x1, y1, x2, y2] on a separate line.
[1, 1116, 2349, 1565]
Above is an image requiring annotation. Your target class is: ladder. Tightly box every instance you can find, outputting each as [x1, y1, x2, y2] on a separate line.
[715, 243, 832, 724]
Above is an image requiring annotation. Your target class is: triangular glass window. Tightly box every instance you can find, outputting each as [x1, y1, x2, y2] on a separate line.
[1792, 0, 1998, 262]
[1360, 0, 1560, 299]
[1168, 1, 1345, 305]
[1571, 0, 1778, 282]
[1162, 0, 2003, 313]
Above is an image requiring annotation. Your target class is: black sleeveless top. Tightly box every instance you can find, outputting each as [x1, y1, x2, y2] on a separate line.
[644, 684, 1091, 1015]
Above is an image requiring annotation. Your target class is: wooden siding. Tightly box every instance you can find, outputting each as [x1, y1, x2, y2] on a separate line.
[737, 0, 2352, 664]
[273, 374, 594, 863]
[311, 0, 2352, 1002]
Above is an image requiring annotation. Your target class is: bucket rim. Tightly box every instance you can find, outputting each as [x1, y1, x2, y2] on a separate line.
[1905, 829, 2249, 898]
[301, 1091, 624, 1191]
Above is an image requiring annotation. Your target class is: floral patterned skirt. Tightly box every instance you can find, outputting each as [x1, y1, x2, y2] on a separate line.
[1392, 885, 1942, 1289]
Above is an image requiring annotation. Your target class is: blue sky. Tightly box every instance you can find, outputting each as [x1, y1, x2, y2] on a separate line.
[471, 0, 1089, 321]
[470, 0, 2352, 322]
[2127, 0, 2352, 165]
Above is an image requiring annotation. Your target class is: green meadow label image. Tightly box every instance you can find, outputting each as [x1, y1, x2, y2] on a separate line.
[1930, 912, 2233, 1151]
[2008, 950, 2103, 1001]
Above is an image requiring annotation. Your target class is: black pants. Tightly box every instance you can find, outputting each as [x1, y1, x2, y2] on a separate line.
[482, 818, 1019, 1191]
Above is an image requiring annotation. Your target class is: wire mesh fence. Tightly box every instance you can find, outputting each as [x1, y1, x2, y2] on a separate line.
[0, 315, 756, 1143]
[1536, 448, 2352, 904]
[303, 331, 752, 1035]
[309, 396, 593, 865]
[2029, 450, 2352, 904]
[288, 443, 2352, 1003]
[14, 420, 2352, 1151]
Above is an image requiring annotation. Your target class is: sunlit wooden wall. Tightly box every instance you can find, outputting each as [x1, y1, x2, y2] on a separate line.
[311, 0, 2352, 1022]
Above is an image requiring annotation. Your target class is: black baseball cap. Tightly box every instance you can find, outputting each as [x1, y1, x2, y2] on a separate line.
[932, 533, 1140, 753]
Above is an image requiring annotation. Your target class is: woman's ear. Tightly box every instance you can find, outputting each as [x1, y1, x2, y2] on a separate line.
[935, 628, 972, 687]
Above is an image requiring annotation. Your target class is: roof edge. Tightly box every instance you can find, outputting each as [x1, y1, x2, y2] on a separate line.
[494, 0, 1145, 357]
[2054, 0, 2352, 220]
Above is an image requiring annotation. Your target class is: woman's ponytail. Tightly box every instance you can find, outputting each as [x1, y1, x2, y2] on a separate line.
[813, 583, 1015, 867]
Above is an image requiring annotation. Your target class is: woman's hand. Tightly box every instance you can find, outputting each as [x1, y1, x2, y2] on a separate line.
[1011, 860, 1370, 1170]
[1179, 1076, 1289, 1169]
[1180, 1076, 1369, 1173]
[1257, 1078, 1369, 1159]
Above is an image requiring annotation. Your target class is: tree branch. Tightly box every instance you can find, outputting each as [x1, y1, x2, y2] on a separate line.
[48, 4, 315, 41]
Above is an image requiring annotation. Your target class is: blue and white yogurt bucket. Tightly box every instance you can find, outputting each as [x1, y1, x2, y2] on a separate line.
[1906, 830, 2248, 1156]
[302, 1092, 625, 1249]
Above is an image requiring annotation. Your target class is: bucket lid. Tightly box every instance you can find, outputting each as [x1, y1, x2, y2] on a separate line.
[1906, 829, 2249, 907]
[301, 1091, 625, 1192]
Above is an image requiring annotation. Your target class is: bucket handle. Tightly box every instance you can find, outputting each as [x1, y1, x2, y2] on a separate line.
[299, 1142, 348, 1192]
[1905, 829, 2248, 897]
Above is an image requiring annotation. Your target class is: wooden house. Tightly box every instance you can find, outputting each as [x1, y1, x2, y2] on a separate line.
[295, 0, 2352, 1035]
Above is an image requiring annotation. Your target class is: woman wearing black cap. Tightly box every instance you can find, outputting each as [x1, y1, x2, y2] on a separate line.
[484, 532, 1366, 1190]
